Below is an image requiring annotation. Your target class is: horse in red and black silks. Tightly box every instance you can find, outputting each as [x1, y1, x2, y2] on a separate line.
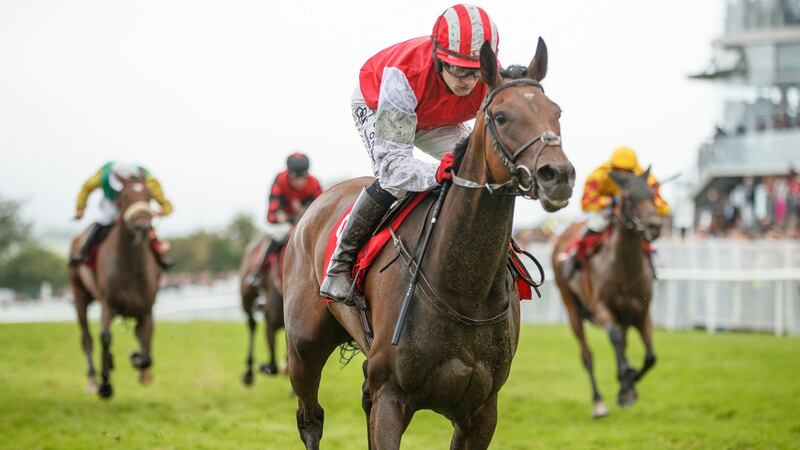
[282, 40, 576, 449]
[238, 236, 286, 385]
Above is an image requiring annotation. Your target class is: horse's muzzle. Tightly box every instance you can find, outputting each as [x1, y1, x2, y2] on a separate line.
[535, 161, 575, 211]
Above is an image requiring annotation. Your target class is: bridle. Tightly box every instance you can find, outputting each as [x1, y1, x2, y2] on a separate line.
[613, 181, 656, 241]
[451, 79, 562, 198]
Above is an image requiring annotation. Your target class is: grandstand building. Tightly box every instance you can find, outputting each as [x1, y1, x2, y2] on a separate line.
[690, 0, 800, 236]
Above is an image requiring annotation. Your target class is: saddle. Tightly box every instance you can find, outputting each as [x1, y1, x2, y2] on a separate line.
[78, 224, 168, 273]
[560, 225, 654, 270]
[558, 224, 656, 307]
[322, 190, 541, 304]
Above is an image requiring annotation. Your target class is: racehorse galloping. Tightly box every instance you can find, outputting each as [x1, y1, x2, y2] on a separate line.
[283, 40, 574, 449]
[238, 236, 285, 386]
[69, 174, 161, 399]
[552, 170, 663, 417]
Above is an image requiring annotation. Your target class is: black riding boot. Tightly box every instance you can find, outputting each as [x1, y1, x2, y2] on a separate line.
[319, 185, 393, 302]
[247, 238, 283, 287]
[154, 249, 174, 270]
[69, 223, 111, 266]
[560, 229, 599, 278]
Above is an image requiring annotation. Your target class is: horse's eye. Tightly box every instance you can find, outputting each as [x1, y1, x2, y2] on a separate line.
[494, 112, 508, 125]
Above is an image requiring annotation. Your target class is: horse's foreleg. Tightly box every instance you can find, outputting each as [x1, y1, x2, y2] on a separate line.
[361, 360, 373, 450]
[608, 323, 637, 408]
[561, 290, 609, 418]
[567, 300, 607, 418]
[262, 311, 279, 376]
[634, 313, 656, 382]
[260, 288, 281, 375]
[369, 385, 413, 450]
[98, 306, 116, 399]
[75, 294, 97, 393]
[450, 394, 498, 450]
[242, 308, 257, 386]
[288, 340, 333, 450]
[132, 313, 154, 385]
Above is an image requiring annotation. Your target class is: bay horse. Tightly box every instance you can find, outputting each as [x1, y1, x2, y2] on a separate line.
[552, 169, 663, 417]
[69, 174, 161, 399]
[238, 235, 285, 386]
[283, 39, 575, 449]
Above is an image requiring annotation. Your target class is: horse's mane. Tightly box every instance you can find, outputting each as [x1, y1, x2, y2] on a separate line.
[452, 65, 531, 174]
[453, 136, 470, 173]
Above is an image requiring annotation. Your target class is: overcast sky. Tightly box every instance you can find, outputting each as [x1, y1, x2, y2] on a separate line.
[0, 0, 722, 236]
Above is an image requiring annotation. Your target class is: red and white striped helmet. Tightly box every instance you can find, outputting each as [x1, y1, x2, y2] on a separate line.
[431, 4, 498, 69]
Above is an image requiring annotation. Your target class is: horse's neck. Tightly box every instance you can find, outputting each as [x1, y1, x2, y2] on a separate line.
[425, 136, 515, 315]
[107, 223, 150, 274]
[608, 219, 646, 276]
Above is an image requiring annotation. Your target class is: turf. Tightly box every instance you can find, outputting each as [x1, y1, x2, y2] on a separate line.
[0, 321, 797, 449]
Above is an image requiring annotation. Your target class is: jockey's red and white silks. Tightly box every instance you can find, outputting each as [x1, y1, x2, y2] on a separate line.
[359, 37, 486, 130]
[351, 85, 470, 198]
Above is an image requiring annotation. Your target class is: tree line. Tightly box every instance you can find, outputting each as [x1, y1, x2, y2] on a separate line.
[0, 194, 259, 300]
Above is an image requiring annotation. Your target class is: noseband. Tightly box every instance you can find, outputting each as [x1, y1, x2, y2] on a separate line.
[614, 187, 656, 241]
[452, 79, 562, 197]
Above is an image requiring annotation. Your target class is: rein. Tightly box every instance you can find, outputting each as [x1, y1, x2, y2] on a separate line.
[613, 192, 655, 241]
[451, 79, 562, 197]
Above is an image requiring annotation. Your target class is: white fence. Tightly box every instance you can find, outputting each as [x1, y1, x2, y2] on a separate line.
[520, 239, 800, 335]
[2, 240, 798, 335]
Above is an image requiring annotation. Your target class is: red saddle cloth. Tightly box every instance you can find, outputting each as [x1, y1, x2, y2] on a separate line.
[561, 226, 654, 265]
[84, 242, 102, 272]
[83, 235, 167, 272]
[322, 191, 534, 303]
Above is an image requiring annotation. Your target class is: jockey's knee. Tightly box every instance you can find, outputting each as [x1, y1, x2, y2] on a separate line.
[368, 179, 399, 207]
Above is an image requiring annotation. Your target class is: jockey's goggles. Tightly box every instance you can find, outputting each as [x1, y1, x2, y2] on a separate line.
[442, 62, 480, 79]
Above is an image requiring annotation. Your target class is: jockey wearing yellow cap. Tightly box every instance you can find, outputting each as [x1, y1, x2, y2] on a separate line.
[562, 147, 670, 276]
[582, 146, 670, 220]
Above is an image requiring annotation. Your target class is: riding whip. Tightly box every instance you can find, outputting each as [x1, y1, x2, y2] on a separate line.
[391, 180, 451, 345]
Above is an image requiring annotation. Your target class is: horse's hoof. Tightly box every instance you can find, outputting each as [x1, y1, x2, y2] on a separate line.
[242, 371, 254, 386]
[86, 377, 99, 394]
[130, 352, 152, 370]
[617, 388, 638, 409]
[98, 383, 113, 399]
[592, 401, 610, 418]
[259, 362, 278, 375]
[620, 367, 638, 384]
[138, 368, 153, 385]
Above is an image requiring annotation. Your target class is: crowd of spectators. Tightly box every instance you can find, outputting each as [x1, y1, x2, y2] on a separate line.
[713, 112, 800, 138]
[696, 169, 800, 239]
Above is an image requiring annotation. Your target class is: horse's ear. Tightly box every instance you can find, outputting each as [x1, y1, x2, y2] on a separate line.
[641, 165, 652, 182]
[527, 37, 548, 82]
[479, 41, 499, 88]
[609, 170, 628, 188]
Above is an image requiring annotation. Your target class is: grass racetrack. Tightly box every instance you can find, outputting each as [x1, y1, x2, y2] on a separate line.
[0, 321, 798, 449]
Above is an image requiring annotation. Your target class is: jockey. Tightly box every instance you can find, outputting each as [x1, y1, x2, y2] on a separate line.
[247, 152, 323, 287]
[70, 161, 173, 268]
[562, 146, 670, 275]
[320, 4, 499, 302]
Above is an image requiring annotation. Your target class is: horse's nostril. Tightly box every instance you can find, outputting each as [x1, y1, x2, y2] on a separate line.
[537, 165, 556, 183]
